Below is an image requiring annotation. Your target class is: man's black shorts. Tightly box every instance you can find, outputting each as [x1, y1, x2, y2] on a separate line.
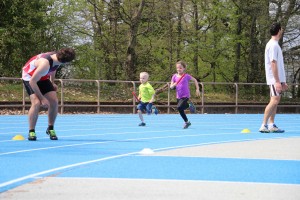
[22, 79, 55, 96]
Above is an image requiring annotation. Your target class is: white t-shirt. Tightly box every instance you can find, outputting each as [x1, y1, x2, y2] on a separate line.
[264, 39, 286, 85]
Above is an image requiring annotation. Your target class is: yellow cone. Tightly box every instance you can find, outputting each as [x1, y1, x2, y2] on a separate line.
[241, 128, 251, 133]
[12, 134, 25, 140]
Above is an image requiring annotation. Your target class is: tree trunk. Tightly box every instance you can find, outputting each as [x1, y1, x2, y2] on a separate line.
[176, 0, 184, 60]
[234, 15, 242, 83]
[166, 0, 174, 71]
[192, 1, 200, 76]
[125, 0, 146, 81]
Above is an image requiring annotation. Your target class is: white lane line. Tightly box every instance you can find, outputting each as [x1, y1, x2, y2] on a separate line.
[152, 136, 300, 152]
[0, 126, 145, 134]
[2, 129, 298, 156]
[0, 139, 13, 143]
[0, 129, 187, 155]
[0, 131, 243, 155]
[0, 151, 138, 189]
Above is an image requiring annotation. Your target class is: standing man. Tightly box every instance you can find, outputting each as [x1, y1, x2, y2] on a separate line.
[259, 22, 288, 133]
[22, 48, 76, 140]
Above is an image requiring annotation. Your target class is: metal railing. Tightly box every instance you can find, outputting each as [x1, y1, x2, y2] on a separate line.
[0, 77, 299, 114]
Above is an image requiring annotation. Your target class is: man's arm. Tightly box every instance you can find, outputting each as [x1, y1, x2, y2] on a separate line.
[29, 59, 50, 102]
[49, 71, 55, 83]
[271, 60, 282, 93]
[49, 71, 58, 91]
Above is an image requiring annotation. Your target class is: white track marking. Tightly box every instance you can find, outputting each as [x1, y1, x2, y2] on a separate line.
[2, 128, 298, 156]
[0, 152, 138, 189]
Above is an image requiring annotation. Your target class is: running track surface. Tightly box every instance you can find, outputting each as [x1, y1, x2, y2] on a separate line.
[0, 114, 299, 197]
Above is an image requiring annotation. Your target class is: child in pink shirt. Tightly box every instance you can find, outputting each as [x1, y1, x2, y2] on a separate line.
[170, 61, 200, 129]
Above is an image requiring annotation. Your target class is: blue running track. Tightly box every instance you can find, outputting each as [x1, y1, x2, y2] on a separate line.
[0, 114, 300, 193]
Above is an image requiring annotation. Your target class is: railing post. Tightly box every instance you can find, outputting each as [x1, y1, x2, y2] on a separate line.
[22, 81, 26, 114]
[167, 82, 170, 114]
[200, 83, 204, 114]
[96, 80, 100, 113]
[58, 79, 64, 114]
[234, 83, 238, 114]
[131, 81, 136, 114]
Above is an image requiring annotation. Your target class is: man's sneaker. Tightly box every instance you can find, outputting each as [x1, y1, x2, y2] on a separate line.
[152, 106, 159, 115]
[259, 125, 270, 133]
[139, 122, 146, 126]
[46, 129, 58, 140]
[183, 121, 191, 129]
[269, 124, 285, 133]
[189, 102, 196, 113]
[28, 132, 37, 141]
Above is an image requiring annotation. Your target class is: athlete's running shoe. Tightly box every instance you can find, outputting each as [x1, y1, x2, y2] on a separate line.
[259, 125, 270, 133]
[183, 121, 191, 129]
[46, 129, 58, 140]
[189, 102, 196, 113]
[28, 131, 37, 141]
[269, 124, 285, 133]
[139, 122, 146, 126]
[152, 106, 159, 115]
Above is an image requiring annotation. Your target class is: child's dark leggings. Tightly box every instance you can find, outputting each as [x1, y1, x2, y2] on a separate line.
[177, 97, 189, 122]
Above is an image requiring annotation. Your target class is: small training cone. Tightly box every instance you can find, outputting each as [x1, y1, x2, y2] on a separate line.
[241, 128, 251, 133]
[139, 148, 154, 155]
[12, 134, 25, 140]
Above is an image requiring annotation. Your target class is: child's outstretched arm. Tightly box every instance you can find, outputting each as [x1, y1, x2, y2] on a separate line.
[170, 81, 177, 89]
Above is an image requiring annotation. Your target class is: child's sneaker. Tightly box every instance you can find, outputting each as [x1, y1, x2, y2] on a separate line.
[152, 106, 159, 115]
[46, 129, 58, 140]
[269, 124, 285, 133]
[189, 102, 196, 113]
[183, 121, 191, 129]
[139, 122, 146, 126]
[28, 131, 37, 141]
[259, 125, 270, 133]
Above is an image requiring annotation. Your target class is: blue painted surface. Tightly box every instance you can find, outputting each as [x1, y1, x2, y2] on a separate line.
[0, 114, 300, 192]
[60, 156, 300, 184]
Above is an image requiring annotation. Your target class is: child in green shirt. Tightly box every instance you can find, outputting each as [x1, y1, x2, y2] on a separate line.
[137, 72, 157, 126]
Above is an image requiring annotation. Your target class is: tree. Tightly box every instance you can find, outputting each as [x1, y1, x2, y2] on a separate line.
[1, 0, 299, 87]
[0, 0, 51, 77]
[123, 0, 146, 80]
[0, 0, 76, 77]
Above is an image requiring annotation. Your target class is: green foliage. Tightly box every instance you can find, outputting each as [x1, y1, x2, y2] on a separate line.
[0, 81, 23, 101]
[0, 0, 299, 86]
[0, 0, 76, 77]
[0, 0, 47, 76]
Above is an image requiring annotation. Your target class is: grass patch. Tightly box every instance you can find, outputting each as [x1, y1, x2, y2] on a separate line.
[0, 82, 299, 104]
[0, 83, 24, 101]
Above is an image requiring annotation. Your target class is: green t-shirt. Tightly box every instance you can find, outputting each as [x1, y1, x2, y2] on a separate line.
[139, 82, 155, 102]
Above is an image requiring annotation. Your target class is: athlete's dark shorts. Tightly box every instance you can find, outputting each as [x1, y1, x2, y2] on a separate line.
[137, 101, 153, 113]
[177, 97, 189, 110]
[22, 79, 55, 96]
